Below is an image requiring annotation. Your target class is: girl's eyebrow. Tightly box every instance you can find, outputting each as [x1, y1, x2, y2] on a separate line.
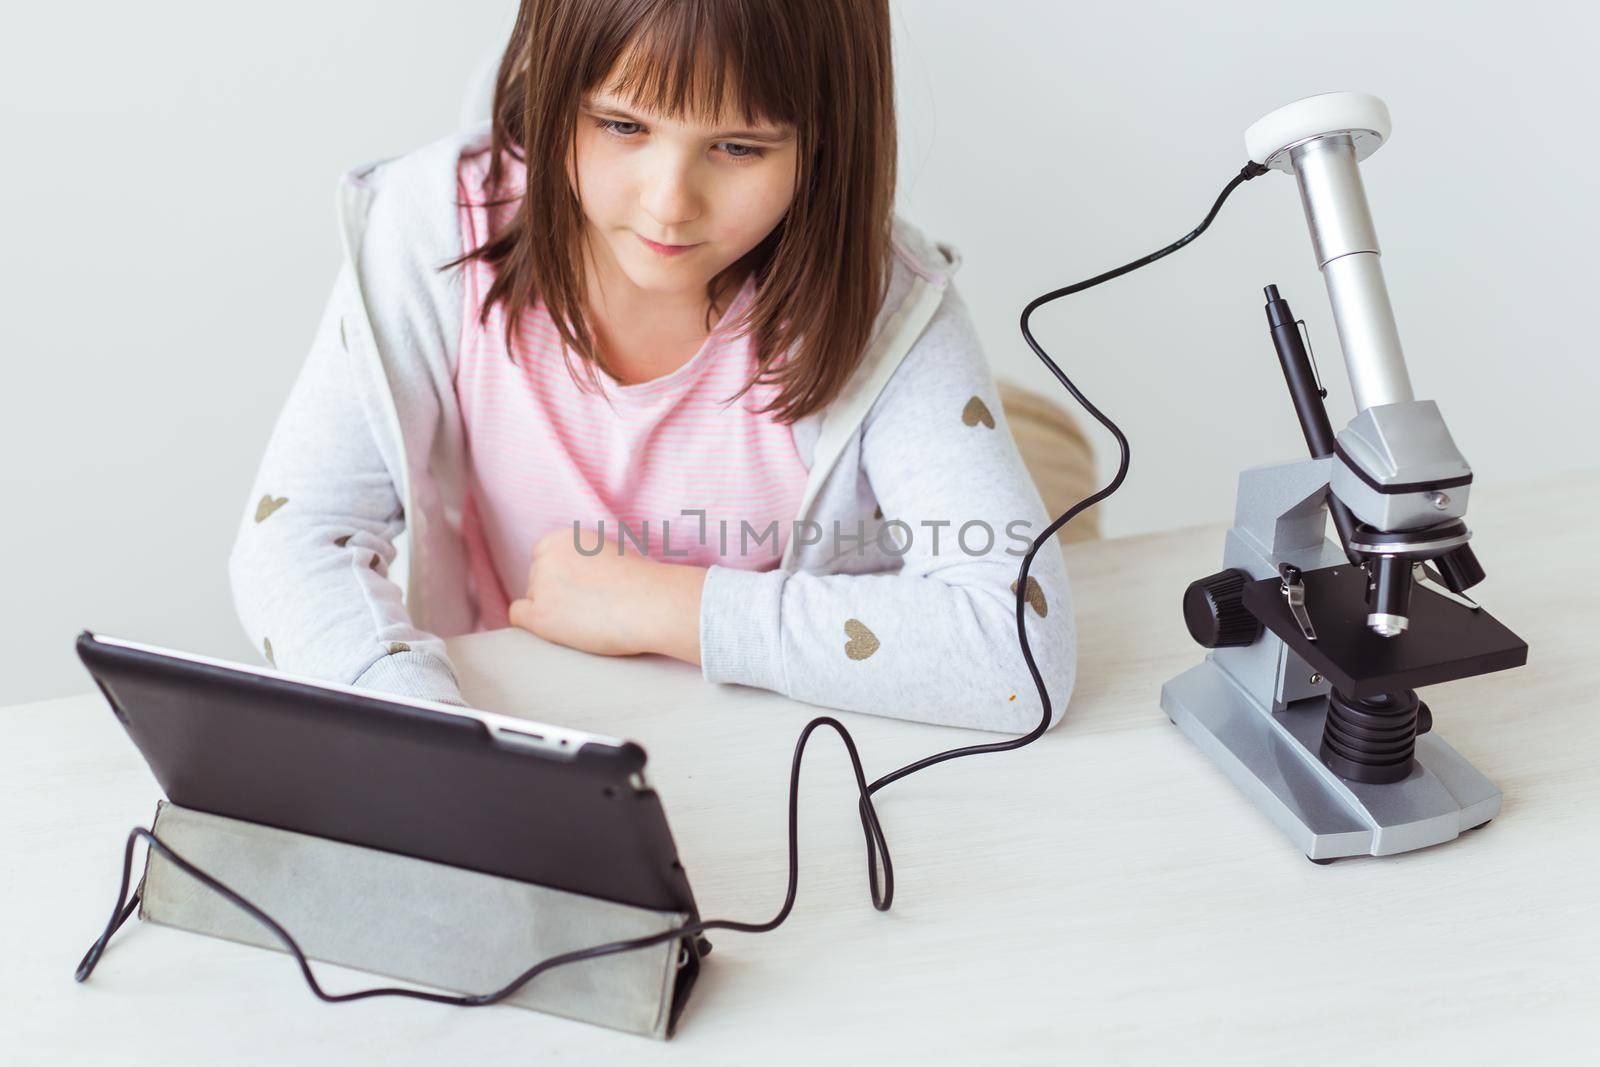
[585, 99, 793, 143]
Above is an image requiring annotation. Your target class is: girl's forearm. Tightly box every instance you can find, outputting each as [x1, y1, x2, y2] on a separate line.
[640, 560, 708, 666]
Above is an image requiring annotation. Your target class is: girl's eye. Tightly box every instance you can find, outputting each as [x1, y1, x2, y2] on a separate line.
[592, 117, 765, 162]
[595, 118, 644, 137]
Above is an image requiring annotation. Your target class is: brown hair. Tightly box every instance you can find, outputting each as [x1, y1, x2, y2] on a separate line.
[440, 0, 897, 424]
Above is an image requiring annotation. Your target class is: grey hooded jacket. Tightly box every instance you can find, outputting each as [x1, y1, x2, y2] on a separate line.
[227, 120, 1076, 733]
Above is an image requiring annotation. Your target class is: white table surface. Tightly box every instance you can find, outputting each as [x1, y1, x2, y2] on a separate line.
[5, 471, 1596, 1064]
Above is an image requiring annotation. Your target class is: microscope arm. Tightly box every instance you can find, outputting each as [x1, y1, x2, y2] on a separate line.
[1246, 93, 1485, 636]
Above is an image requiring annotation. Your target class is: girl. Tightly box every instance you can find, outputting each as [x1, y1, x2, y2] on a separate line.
[229, 0, 1076, 733]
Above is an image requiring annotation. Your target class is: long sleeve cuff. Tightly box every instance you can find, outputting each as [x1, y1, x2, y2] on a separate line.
[353, 649, 468, 706]
[699, 564, 790, 695]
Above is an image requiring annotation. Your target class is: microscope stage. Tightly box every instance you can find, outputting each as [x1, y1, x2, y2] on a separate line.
[1241, 564, 1527, 699]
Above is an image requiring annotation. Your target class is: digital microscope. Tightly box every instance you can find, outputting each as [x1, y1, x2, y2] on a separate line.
[1158, 93, 1528, 862]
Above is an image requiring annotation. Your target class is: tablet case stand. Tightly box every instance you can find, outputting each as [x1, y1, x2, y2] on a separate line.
[135, 799, 702, 1039]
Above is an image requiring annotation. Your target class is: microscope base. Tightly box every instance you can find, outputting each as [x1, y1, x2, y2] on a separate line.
[1161, 659, 1500, 860]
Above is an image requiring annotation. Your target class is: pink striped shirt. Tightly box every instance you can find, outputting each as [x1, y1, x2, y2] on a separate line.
[452, 147, 811, 632]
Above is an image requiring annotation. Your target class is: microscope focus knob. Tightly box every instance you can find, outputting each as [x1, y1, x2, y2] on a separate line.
[1183, 569, 1264, 649]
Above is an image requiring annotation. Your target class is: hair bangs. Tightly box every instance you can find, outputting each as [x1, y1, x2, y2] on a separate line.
[593, 1, 796, 129]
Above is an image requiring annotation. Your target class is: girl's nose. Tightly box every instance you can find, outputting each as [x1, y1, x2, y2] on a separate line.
[639, 156, 702, 231]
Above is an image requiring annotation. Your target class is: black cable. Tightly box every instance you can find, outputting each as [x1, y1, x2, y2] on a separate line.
[76, 159, 1269, 1007]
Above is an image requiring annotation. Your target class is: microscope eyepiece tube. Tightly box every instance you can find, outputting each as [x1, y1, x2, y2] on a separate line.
[1288, 135, 1416, 413]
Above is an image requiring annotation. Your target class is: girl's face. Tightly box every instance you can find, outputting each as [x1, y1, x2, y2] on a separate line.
[570, 87, 798, 302]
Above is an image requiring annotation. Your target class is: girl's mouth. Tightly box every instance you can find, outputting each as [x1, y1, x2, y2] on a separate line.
[635, 233, 702, 257]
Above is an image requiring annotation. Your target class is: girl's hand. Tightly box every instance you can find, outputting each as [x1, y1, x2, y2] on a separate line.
[509, 527, 707, 664]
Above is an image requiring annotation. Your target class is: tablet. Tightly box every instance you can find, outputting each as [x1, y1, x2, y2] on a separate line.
[75, 630, 701, 918]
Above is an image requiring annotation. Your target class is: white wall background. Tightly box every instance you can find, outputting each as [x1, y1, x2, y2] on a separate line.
[2, 1, 1594, 706]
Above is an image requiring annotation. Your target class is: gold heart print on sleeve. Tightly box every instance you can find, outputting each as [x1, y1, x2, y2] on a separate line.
[1010, 577, 1048, 618]
[255, 495, 289, 523]
[843, 618, 880, 660]
[961, 396, 995, 429]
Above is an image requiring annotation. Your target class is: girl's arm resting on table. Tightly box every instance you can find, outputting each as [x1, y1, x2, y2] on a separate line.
[227, 259, 467, 706]
[697, 285, 1077, 733]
